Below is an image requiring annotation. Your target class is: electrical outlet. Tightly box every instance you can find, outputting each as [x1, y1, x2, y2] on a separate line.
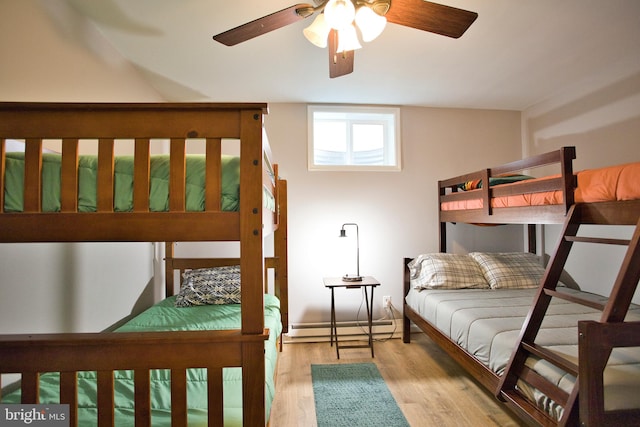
[382, 295, 391, 308]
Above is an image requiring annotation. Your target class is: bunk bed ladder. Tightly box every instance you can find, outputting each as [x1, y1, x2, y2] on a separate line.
[497, 202, 640, 426]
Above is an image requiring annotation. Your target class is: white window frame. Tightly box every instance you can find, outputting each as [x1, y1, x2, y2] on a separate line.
[307, 105, 402, 172]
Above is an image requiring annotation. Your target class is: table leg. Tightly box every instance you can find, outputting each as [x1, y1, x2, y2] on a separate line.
[330, 287, 340, 358]
[368, 286, 375, 357]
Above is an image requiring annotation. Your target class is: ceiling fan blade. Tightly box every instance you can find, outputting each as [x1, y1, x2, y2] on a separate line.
[213, 4, 314, 46]
[328, 30, 354, 78]
[385, 0, 478, 39]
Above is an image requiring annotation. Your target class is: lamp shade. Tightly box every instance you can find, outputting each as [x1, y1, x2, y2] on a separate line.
[324, 0, 356, 30]
[303, 14, 331, 48]
[355, 6, 387, 42]
[337, 24, 362, 53]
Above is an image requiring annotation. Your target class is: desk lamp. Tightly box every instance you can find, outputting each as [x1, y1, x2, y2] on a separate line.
[339, 223, 362, 281]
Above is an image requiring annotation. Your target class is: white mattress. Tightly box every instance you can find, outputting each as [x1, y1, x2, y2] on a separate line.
[406, 287, 640, 419]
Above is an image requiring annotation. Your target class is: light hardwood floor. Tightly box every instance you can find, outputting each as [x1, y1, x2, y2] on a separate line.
[269, 333, 526, 427]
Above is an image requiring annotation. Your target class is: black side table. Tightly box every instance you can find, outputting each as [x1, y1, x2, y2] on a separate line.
[323, 276, 380, 359]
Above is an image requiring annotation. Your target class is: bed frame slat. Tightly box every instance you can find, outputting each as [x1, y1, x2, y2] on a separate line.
[97, 370, 115, 427]
[97, 139, 115, 212]
[20, 372, 39, 403]
[60, 371, 78, 426]
[544, 288, 606, 311]
[208, 367, 224, 425]
[205, 138, 222, 211]
[133, 139, 150, 212]
[1, 139, 6, 213]
[521, 342, 578, 376]
[519, 365, 569, 406]
[169, 139, 186, 212]
[481, 169, 491, 216]
[61, 139, 79, 212]
[23, 139, 43, 212]
[170, 369, 188, 426]
[134, 369, 151, 427]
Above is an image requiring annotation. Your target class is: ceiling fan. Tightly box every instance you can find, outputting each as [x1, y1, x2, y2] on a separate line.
[212, 0, 478, 78]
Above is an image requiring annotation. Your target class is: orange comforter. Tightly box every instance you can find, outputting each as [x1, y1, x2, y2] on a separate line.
[441, 161, 640, 211]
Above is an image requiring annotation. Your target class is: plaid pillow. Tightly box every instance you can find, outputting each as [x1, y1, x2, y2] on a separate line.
[469, 252, 544, 289]
[175, 265, 241, 307]
[408, 253, 489, 290]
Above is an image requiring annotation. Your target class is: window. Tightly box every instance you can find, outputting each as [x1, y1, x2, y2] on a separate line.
[308, 105, 401, 171]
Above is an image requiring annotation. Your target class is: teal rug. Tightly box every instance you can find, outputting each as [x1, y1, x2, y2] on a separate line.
[311, 363, 410, 427]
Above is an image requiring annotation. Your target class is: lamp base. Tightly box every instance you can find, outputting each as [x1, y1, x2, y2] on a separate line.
[342, 274, 363, 282]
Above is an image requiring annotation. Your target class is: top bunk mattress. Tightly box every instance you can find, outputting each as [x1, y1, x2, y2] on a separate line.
[3, 152, 241, 212]
[441, 161, 640, 211]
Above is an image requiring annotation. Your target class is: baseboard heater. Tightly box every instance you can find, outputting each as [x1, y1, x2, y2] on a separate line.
[284, 319, 398, 343]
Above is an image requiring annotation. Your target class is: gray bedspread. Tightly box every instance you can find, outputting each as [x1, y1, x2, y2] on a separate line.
[406, 287, 640, 419]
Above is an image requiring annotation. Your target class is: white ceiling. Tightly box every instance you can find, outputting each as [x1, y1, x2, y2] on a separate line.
[42, 0, 640, 110]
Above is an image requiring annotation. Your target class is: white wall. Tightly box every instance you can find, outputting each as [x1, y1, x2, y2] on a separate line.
[522, 71, 640, 303]
[265, 104, 523, 325]
[0, 0, 165, 334]
[0, 0, 163, 102]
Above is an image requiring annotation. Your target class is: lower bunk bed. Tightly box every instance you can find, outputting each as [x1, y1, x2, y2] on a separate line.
[0, 253, 286, 426]
[404, 148, 640, 426]
[404, 271, 640, 422]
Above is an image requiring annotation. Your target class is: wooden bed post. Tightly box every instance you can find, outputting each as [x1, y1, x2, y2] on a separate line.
[239, 108, 266, 334]
[0, 138, 5, 213]
[402, 258, 412, 343]
[438, 181, 447, 253]
[481, 168, 491, 217]
[239, 108, 267, 426]
[165, 242, 175, 297]
[527, 224, 536, 254]
[560, 146, 576, 213]
[275, 178, 289, 334]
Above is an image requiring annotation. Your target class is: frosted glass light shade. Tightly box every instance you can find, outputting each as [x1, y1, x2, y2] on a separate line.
[324, 0, 356, 30]
[337, 24, 362, 52]
[303, 14, 331, 48]
[355, 6, 387, 42]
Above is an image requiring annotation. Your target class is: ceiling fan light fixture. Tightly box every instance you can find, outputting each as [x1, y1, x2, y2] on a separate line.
[303, 14, 331, 48]
[211, 0, 477, 79]
[355, 6, 387, 42]
[337, 24, 362, 53]
[324, 0, 356, 30]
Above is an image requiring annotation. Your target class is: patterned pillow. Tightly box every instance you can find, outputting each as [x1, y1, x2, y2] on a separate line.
[408, 253, 489, 290]
[469, 252, 544, 289]
[175, 265, 241, 307]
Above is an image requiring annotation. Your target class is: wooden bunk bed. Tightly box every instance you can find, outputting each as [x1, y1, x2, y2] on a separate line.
[403, 147, 640, 426]
[0, 102, 289, 426]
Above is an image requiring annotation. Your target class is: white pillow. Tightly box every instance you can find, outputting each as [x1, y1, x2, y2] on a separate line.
[469, 252, 545, 289]
[408, 253, 489, 290]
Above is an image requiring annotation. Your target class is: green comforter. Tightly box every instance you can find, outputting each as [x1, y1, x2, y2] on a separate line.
[2, 294, 282, 426]
[3, 152, 241, 212]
